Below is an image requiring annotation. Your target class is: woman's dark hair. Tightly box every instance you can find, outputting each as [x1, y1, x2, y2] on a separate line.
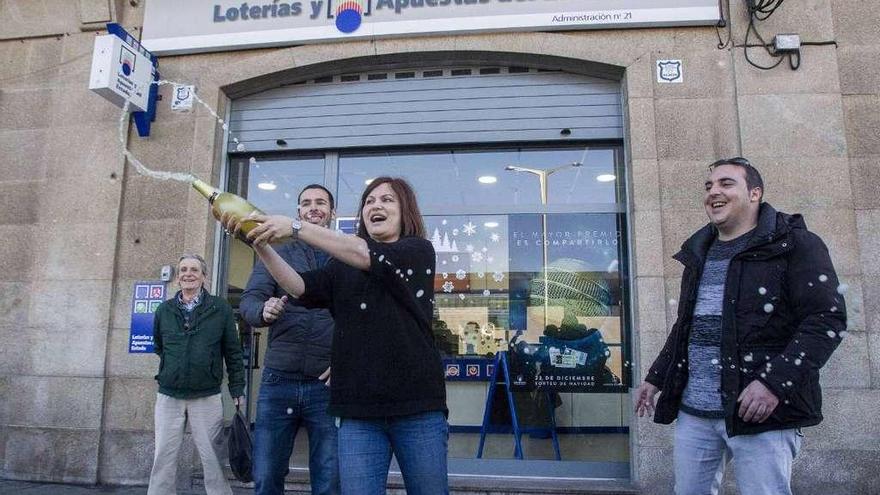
[356, 177, 426, 240]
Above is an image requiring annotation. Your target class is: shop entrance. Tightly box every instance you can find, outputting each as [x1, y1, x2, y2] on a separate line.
[219, 66, 632, 481]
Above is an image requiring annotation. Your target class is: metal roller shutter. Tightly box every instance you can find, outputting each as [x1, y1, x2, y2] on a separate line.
[228, 66, 622, 152]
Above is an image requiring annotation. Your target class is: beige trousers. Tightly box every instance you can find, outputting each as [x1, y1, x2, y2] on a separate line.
[147, 393, 232, 495]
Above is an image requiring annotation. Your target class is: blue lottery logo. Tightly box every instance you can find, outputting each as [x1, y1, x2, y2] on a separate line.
[335, 1, 363, 33]
[119, 46, 136, 77]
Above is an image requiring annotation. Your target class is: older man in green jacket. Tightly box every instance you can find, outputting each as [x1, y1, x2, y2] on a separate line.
[148, 253, 245, 495]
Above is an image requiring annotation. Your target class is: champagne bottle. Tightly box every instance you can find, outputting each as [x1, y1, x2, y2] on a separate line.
[191, 179, 264, 242]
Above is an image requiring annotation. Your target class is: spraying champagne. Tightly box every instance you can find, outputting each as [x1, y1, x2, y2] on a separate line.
[191, 179, 264, 243]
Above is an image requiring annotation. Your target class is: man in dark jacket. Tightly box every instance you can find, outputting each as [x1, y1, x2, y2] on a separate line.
[240, 185, 338, 495]
[634, 158, 846, 495]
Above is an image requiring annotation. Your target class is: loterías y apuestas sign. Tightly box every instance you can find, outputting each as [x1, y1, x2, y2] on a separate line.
[142, 0, 720, 55]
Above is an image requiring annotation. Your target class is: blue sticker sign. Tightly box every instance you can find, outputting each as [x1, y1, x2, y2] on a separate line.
[335, 217, 358, 234]
[129, 281, 167, 353]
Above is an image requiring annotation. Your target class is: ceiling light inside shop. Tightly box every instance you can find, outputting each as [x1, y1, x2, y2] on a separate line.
[478, 175, 497, 184]
[484, 221, 499, 228]
[257, 182, 277, 191]
[596, 174, 616, 183]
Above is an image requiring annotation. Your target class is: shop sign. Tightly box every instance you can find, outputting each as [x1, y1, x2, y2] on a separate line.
[129, 281, 167, 353]
[89, 23, 160, 137]
[142, 0, 720, 55]
[89, 24, 157, 112]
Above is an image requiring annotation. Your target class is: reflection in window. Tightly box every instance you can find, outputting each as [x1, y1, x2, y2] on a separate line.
[232, 156, 326, 218]
[338, 146, 621, 216]
[225, 156, 326, 299]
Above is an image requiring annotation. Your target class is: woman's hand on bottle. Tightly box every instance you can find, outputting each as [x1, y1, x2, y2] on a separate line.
[247, 214, 294, 245]
[218, 210, 245, 238]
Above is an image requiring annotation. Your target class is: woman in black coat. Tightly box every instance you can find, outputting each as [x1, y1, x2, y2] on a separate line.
[223, 177, 448, 495]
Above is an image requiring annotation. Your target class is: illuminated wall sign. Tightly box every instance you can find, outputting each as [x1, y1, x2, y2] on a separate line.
[89, 25, 157, 112]
[142, 0, 720, 55]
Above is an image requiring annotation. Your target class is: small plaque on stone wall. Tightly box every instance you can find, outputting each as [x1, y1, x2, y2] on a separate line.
[171, 85, 195, 112]
[656, 59, 684, 83]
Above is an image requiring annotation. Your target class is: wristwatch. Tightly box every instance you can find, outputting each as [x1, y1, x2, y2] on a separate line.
[291, 218, 303, 240]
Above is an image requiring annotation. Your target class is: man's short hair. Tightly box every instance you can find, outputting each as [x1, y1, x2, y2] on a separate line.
[298, 184, 335, 210]
[709, 157, 764, 201]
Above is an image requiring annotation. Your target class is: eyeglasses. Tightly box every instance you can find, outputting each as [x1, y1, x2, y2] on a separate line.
[709, 156, 751, 168]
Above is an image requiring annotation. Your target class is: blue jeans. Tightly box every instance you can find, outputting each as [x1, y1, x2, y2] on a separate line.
[673, 411, 802, 495]
[337, 411, 448, 495]
[253, 369, 339, 495]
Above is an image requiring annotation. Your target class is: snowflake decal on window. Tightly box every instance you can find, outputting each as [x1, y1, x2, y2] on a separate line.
[471, 252, 484, 263]
[492, 271, 505, 282]
[455, 269, 467, 280]
[462, 222, 477, 236]
[442, 281, 455, 293]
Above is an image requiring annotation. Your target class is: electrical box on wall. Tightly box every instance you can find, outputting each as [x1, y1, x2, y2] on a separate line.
[773, 33, 801, 52]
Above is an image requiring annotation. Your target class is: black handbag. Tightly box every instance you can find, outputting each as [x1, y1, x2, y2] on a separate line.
[228, 405, 254, 483]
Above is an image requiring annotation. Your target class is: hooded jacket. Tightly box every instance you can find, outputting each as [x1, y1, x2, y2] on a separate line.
[646, 203, 846, 436]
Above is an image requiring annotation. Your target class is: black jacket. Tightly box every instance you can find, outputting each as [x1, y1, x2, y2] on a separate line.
[240, 241, 334, 378]
[154, 289, 246, 399]
[646, 203, 846, 436]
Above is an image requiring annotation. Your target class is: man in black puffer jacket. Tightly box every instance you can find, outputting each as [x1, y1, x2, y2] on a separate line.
[240, 185, 338, 495]
[634, 158, 846, 495]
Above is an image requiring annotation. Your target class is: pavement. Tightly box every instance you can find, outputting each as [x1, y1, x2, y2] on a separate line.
[0, 480, 253, 494]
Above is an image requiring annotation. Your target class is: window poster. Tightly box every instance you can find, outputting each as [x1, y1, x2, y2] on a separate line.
[507, 213, 627, 393]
